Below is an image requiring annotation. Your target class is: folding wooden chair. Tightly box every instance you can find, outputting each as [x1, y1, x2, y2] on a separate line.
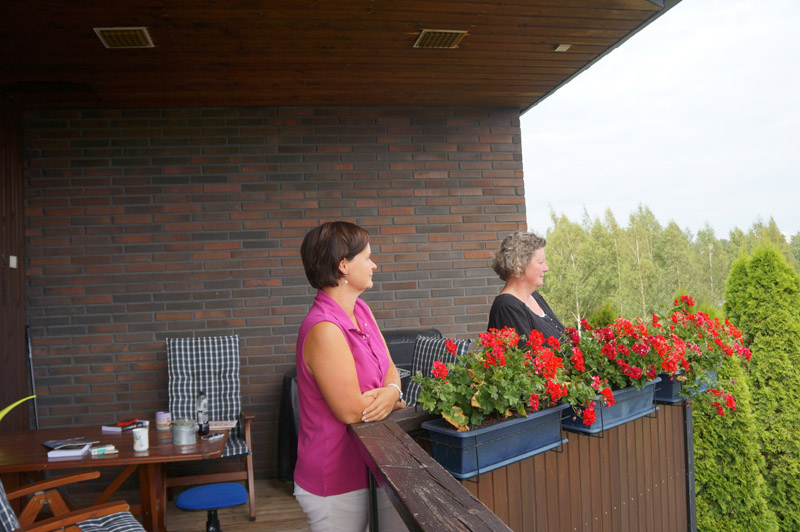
[165, 335, 256, 521]
[0, 472, 145, 532]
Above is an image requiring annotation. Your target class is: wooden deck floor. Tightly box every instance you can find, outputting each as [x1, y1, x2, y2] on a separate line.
[69, 478, 309, 532]
[165, 479, 309, 532]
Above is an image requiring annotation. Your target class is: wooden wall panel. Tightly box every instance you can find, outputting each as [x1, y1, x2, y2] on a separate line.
[463, 404, 690, 532]
[0, 96, 30, 431]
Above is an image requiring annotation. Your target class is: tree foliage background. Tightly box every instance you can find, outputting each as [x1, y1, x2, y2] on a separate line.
[538, 207, 796, 327]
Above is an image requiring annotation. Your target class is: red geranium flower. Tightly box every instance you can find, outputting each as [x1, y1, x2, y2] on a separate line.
[582, 402, 597, 426]
[570, 347, 585, 372]
[431, 360, 448, 380]
[529, 393, 540, 412]
[600, 387, 615, 407]
[444, 339, 458, 355]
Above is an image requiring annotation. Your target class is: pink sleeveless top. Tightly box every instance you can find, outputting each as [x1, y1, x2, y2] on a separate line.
[294, 290, 391, 496]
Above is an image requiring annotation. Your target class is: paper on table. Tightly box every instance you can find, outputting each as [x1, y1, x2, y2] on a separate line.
[208, 420, 237, 430]
[47, 443, 91, 459]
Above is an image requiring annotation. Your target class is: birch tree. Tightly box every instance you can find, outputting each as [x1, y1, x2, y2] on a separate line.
[543, 213, 605, 328]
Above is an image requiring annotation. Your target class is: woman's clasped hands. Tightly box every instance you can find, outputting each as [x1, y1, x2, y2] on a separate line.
[360, 386, 405, 422]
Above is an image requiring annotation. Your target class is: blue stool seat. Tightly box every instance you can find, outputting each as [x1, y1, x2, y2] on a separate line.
[175, 483, 248, 532]
[175, 483, 248, 511]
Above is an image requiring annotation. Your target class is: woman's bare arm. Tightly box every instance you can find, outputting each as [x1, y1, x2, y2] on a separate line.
[304, 321, 376, 424]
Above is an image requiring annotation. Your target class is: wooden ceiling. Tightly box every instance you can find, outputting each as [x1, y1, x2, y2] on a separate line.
[0, 0, 677, 111]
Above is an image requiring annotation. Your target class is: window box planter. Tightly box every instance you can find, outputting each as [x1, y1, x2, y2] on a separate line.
[421, 403, 570, 480]
[654, 371, 715, 404]
[562, 377, 661, 435]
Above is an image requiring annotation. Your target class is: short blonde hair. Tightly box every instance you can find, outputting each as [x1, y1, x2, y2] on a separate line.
[492, 231, 547, 281]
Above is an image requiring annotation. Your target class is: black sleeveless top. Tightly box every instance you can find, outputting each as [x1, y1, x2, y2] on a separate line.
[487, 291, 565, 341]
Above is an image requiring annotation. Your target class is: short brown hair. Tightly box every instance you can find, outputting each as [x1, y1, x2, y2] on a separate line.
[300, 221, 370, 289]
[491, 231, 547, 281]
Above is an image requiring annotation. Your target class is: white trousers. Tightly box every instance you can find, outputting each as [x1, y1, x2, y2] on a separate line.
[294, 483, 408, 532]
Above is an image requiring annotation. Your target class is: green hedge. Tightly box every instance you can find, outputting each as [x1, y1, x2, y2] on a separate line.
[693, 354, 777, 531]
[724, 245, 800, 531]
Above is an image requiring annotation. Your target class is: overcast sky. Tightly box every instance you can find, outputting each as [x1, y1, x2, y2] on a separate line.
[521, 0, 800, 239]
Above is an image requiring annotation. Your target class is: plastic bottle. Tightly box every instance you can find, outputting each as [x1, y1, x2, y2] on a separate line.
[196, 390, 209, 436]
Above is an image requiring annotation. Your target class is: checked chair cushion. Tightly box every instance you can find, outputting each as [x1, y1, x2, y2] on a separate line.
[1, 478, 145, 532]
[0, 480, 20, 532]
[167, 335, 249, 458]
[405, 335, 471, 407]
[77, 511, 145, 532]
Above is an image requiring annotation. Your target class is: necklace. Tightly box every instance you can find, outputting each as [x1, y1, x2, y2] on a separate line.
[526, 295, 543, 317]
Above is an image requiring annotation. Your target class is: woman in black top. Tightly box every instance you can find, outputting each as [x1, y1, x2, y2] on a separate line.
[488, 231, 565, 341]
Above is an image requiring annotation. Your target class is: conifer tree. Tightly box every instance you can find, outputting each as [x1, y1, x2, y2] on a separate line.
[694, 354, 778, 532]
[737, 218, 798, 271]
[724, 245, 800, 531]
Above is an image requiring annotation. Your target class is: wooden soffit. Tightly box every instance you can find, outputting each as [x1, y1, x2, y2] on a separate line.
[0, 0, 678, 110]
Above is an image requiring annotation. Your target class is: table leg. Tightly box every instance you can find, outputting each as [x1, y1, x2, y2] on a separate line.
[139, 463, 166, 532]
[94, 464, 138, 505]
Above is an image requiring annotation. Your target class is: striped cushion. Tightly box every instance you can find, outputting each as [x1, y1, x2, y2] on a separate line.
[1, 480, 145, 532]
[405, 336, 470, 407]
[78, 510, 145, 532]
[167, 335, 249, 457]
[0, 479, 20, 532]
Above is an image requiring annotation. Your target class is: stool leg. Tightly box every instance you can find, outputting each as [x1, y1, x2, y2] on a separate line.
[206, 509, 222, 532]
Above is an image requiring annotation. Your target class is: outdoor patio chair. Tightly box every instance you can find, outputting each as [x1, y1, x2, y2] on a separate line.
[0, 471, 145, 532]
[165, 335, 256, 521]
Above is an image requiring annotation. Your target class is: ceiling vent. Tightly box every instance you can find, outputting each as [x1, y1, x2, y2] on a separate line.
[94, 27, 154, 49]
[413, 29, 467, 49]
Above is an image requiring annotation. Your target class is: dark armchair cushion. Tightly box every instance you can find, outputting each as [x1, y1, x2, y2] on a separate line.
[382, 328, 442, 393]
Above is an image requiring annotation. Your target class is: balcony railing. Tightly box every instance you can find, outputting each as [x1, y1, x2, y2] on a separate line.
[352, 408, 511, 532]
[353, 403, 694, 532]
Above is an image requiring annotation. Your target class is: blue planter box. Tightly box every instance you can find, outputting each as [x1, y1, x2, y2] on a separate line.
[561, 377, 660, 435]
[654, 371, 715, 404]
[422, 403, 570, 480]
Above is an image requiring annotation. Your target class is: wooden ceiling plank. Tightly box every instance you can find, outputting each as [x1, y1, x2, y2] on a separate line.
[0, 0, 671, 109]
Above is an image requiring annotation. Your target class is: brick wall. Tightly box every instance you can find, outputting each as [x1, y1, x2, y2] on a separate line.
[22, 105, 526, 477]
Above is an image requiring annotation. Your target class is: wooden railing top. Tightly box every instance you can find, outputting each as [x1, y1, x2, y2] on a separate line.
[352, 408, 512, 532]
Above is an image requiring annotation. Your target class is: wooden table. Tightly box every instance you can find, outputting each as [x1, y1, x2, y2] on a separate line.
[0, 425, 226, 532]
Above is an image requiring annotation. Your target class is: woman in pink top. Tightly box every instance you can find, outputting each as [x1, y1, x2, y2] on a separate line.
[294, 221, 407, 532]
